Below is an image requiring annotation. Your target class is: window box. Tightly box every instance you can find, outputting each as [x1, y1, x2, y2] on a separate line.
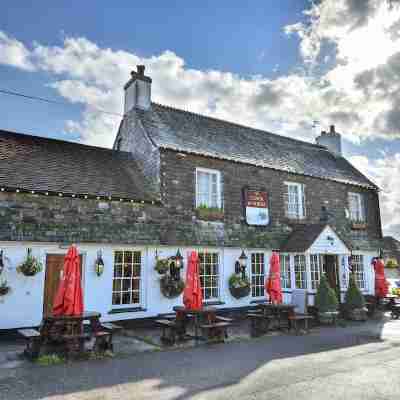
[195, 206, 224, 221]
[351, 222, 367, 230]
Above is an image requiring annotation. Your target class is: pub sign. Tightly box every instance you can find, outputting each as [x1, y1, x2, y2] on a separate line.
[243, 187, 269, 226]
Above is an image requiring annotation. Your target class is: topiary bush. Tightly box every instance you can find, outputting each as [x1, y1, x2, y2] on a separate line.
[344, 274, 367, 320]
[315, 274, 339, 313]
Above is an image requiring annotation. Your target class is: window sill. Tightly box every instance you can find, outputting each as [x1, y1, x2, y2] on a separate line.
[250, 299, 268, 304]
[351, 222, 367, 230]
[203, 301, 225, 306]
[108, 307, 147, 314]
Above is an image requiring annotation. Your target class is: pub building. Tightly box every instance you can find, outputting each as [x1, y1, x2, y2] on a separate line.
[0, 66, 383, 330]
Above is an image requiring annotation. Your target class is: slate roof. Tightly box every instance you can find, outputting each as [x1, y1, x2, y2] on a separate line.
[280, 223, 352, 252]
[0, 130, 158, 202]
[136, 103, 378, 190]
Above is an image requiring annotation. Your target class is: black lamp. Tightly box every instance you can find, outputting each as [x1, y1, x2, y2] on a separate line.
[239, 250, 248, 279]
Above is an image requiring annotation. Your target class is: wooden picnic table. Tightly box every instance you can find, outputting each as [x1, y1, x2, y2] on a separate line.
[256, 302, 295, 330]
[20, 311, 103, 358]
[172, 306, 218, 341]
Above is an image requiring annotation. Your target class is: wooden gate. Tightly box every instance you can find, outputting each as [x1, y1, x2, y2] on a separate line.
[43, 254, 82, 317]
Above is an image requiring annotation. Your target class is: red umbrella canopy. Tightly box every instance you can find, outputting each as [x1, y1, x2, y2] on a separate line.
[52, 245, 83, 316]
[265, 251, 283, 304]
[183, 251, 203, 311]
[372, 258, 389, 298]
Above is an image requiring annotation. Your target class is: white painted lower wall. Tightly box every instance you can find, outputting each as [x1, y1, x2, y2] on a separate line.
[0, 242, 378, 330]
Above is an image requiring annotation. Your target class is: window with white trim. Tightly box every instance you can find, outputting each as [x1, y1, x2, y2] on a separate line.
[251, 253, 265, 297]
[285, 182, 305, 219]
[310, 254, 322, 290]
[348, 192, 365, 222]
[196, 168, 222, 209]
[351, 254, 365, 289]
[112, 250, 141, 306]
[294, 254, 307, 289]
[198, 252, 219, 300]
[280, 254, 291, 289]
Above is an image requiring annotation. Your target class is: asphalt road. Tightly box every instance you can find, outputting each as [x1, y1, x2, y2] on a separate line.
[1, 325, 400, 400]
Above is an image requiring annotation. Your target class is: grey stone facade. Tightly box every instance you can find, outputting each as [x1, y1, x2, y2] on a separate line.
[0, 148, 382, 251]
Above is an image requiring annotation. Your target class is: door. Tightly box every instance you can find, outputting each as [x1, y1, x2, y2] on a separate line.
[43, 254, 83, 317]
[324, 254, 340, 301]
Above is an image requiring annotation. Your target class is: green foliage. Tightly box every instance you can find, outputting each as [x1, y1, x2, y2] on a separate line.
[36, 354, 64, 366]
[315, 274, 339, 313]
[17, 248, 43, 276]
[154, 258, 170, 274]
[160, 275, 185, 298]
[345, 274, 365, 310]
[228, 273, 251, 299]
[385, 259, 399, 269]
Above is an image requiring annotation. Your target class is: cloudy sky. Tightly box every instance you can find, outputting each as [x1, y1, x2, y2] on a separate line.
[1, 0, 400, 239]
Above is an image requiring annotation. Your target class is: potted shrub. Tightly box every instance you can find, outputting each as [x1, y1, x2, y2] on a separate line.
[344, 274, 367, 321]
[17, 248, 43, 276]
[195, 205, 224, 221]
[0, 279, 11, 296]
[315, 274, 339, 324]
[228, 273, 251, 299]
[160, 275, 185, 299]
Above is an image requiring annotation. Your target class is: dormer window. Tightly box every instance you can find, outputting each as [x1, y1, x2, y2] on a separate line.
[348, 192, 365, 222]
[196, 168, 222, 209]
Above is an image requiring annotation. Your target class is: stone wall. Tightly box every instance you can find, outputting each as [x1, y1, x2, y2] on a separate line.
[160, 149, 382, 249]
[0, 149, 382, 250]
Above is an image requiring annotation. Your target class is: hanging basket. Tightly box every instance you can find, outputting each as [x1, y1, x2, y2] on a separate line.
[155, 258, 170, 275]
[228, 273, 251, 299]
[160, 275, 185, 299]
[17, 249, 43, 277]
[0, 281, 11, 296]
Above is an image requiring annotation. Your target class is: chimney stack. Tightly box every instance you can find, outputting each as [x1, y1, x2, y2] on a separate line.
[124, 65, 152, 113]
[316, 124, 342, 157]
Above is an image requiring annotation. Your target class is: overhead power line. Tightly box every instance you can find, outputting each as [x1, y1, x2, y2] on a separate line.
[0, 88, 123, 117]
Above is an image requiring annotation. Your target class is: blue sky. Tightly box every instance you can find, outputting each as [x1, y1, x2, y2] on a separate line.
[1, 0, 400, 238]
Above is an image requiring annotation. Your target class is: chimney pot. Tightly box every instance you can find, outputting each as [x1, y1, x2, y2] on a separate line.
[330, 125, 335, 134]
[137, 65, 145, 75]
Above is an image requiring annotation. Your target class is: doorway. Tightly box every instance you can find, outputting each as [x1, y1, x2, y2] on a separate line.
[323, 254, 340, 301]
[43, 254, 82, 317]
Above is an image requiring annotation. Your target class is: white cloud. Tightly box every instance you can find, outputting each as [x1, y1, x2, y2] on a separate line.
[0, 31, 35, 71]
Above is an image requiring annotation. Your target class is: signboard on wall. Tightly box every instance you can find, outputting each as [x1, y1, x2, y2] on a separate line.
[243, 187, 269, 226]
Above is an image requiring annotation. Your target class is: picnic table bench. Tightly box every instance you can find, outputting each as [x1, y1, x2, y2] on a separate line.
[18, 328, 42, 360]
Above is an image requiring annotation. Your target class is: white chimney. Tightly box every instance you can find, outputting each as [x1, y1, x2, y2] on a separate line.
[124, 65, 152, 113]
[316, 125, 342, 156]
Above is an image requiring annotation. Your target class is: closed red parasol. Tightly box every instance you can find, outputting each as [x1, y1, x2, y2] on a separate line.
[265, 251, 283, 304]
[372, 257, 389, 298]
[183, 251, 203, 311]
[52, 245, 83, 316]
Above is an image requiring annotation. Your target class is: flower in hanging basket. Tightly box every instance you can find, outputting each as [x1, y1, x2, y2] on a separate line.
[155, 258, 170, 275]
[17, 248, 43, 276]
[160, 275, 185, 299]
[228, 273, 251, 299]
[0, 279, 11, 296]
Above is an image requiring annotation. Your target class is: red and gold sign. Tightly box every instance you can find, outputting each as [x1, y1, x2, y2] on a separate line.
[243, 188, 269, 226]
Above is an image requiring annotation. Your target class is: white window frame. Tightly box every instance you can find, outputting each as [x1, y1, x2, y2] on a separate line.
[348, 192, 365, 222]
[310, 254, 322, 290]
[285, 182, 305, 219]
[112, 250, 142, 308]
[351, 254, 365, 290]
[280, 254, 291, 290]
[195, 167, 222, 209]
[198, 251, 220, 301]
[294, 254, 307, 289]
[251, 252, 265, 298]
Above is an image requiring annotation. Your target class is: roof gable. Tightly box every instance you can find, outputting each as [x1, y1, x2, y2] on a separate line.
[281, 224, 350, 253]
[134, 103, 377, 190]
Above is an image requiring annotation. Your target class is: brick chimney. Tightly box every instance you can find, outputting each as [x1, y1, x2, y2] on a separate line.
[316, 125, 342, 157]
[124, 65, 152, 113]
